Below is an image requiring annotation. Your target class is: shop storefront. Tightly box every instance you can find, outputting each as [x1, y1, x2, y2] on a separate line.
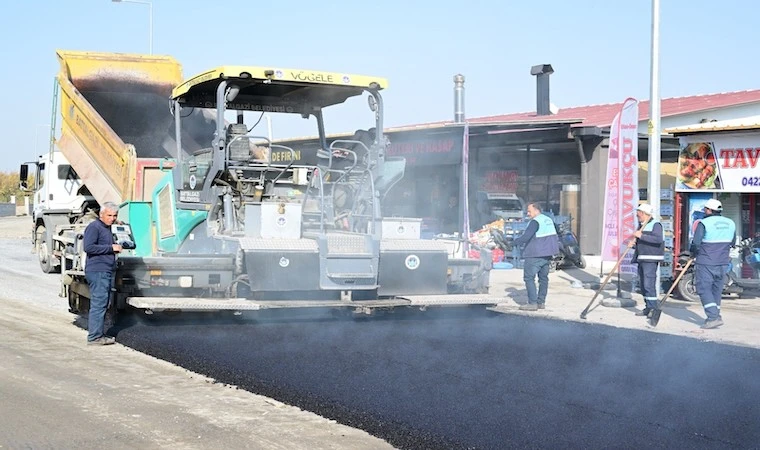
[381, 128, 464, 236]
[470, 143, 581, 229]
[669, 126, 760, 279]
[278, 122, 585, 239]
[383, 124, 584, 237]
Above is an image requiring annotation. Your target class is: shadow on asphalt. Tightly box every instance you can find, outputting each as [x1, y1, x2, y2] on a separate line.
[653, 302, 706, 325]
[557, 266, 600, 284]
[504, 286, 527, 305]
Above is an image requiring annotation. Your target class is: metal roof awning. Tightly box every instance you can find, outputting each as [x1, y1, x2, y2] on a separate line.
[275, 119, 582, 145]
[666, 115, 760, 135]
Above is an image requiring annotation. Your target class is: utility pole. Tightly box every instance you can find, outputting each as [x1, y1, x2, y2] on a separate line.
[648, 0, 662, 294]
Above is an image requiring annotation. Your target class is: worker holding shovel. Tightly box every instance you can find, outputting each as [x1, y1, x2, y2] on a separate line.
[629, 203, 664, 318]
[690, 198, 736, 329]
[580, 218, 650, 320]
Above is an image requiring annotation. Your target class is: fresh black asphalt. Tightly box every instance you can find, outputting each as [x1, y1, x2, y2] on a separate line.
[112, 308, 760, 449]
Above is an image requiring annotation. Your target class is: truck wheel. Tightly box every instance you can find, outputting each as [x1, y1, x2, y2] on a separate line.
[676, 271, 700, 302]
[68, 289, 81, 314]
[37, 225, 58, 274]
[68, 288, 89, 315]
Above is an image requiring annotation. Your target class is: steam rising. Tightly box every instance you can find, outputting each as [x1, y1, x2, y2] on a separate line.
[76, 77, 216, 158]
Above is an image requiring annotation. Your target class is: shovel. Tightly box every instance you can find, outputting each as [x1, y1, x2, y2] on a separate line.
[579, 245, 633, 319]
[648, 258, 695, 327]
[580, 224, 647, 320]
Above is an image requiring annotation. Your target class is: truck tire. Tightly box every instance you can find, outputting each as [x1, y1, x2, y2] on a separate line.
[68, 289, 83, 314]
[36, 225, 58, 274]
[676, 271, 700, 302]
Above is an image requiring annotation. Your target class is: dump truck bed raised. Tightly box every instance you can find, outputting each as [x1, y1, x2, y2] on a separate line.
[55, 50, 184, 205]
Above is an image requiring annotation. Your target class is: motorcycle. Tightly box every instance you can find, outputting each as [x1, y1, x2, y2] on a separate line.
[675, 237, 760, 302]
[488, 216, 585, 272]
[553, 216, 586, 270]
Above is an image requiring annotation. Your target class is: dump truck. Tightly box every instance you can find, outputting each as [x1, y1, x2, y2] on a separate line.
[21, 51, 185, 274]
[25, 50, 497, 316]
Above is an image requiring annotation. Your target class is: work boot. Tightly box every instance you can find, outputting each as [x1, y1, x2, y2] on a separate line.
[700, 318, 724, 329]
[537, 303, 546, 310]
[635, 307, 652, 317]
[87, 336, 116, 346]
[519, 303, 538, 311]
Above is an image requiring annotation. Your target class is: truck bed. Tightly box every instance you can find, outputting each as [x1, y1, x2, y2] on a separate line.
[55, 50, 189, 204]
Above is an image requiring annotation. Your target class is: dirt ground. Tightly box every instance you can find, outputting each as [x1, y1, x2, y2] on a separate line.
[0, 214, 30, 239]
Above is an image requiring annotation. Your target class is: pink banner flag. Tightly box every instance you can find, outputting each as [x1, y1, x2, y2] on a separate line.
[601, 98, 639, 264]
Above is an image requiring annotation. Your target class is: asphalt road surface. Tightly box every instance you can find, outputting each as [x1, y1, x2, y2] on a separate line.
[113, 309, 760, 449]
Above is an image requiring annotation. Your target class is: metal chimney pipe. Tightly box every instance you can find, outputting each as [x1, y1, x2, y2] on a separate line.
[530, 64, 554, 116]
[453, 74, 465, 123]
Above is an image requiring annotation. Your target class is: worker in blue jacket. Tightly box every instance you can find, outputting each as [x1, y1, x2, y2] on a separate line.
[689, 198, 736, 329]
[629, 203, 664, 318]
[514, 203, 560, 311]
[83, 202, 122, 345]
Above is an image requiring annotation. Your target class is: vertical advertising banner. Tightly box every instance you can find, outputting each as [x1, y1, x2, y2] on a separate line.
[601, 113, 621, 262]
[601, 98, 640, 274]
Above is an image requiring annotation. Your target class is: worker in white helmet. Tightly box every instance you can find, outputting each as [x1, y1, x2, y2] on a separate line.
[689, 198, 736, 329]
[629, 203, 664, 318]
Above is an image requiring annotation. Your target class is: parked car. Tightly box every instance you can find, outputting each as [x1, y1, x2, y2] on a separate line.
[475, 191, 526, 223]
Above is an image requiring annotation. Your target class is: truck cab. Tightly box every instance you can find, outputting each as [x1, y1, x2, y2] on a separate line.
[20, 149, 95, 273]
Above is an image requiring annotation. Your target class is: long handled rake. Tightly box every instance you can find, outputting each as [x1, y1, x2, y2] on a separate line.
[579, 245, 633, 319]
[648, 258, 695, 327]
[580, 223, 648, 320]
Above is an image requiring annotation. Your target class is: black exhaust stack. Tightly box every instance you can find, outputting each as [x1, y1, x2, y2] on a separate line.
[530, 64, 554, 116]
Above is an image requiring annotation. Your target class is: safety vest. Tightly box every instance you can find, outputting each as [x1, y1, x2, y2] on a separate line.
[696, 215, 736, 265]
[522, 213, 560, 258]
[635, 219, 665, 262]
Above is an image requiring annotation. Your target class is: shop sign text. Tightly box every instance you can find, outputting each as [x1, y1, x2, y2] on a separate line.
[677, 135, 760, 192]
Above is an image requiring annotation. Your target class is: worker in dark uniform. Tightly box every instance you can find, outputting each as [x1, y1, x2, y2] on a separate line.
[629, 203, 664, 318]
[514, 202, 560, 311]
[689, 198, 736, 329]
[83, 202, 121, 345]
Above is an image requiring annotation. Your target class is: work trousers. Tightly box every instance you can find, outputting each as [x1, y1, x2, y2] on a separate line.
[637, 261, 660, 310]
[85, 271, 115, 342]
[695, 264, 724, 321]
[523, 257, 551, 305]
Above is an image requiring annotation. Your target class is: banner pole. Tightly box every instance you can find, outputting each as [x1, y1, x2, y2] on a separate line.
[617, 112, 623, 299]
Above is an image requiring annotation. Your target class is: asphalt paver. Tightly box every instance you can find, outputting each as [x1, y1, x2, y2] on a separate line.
[113, 309, 760, 449]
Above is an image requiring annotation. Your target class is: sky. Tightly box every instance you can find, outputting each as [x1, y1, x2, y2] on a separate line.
[1, 0, 758, 172]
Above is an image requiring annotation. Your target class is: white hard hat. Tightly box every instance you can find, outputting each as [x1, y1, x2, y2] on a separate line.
[704, 198, 723, 211]
[637, 203, 654, 216]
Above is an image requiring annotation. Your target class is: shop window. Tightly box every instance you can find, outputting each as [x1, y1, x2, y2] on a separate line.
[37, 163, 46, 190]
